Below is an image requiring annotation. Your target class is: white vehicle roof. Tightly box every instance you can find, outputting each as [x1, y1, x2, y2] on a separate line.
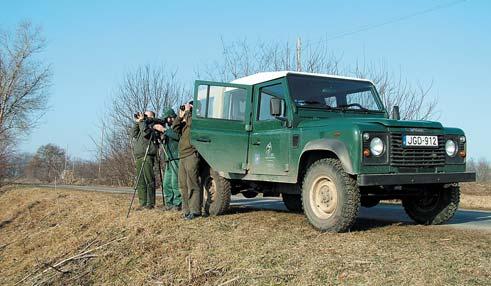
[230, 71, 373, 85]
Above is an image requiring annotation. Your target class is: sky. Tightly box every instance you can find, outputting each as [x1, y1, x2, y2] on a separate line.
[2, 0, 490, 160]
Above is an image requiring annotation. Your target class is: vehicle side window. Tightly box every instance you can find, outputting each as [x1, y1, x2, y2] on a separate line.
[197, 84, 247, 121]
[196, 85, 208, 117]
[258, 84, 286, 121]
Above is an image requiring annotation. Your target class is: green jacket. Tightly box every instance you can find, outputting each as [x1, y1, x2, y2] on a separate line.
[172, 110, 196, 159]
[132, 120, 158, 158]
[162, 128, 180, 162]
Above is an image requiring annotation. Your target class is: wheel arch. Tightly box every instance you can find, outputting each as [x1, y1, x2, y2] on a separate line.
[298, 139, 355, 181]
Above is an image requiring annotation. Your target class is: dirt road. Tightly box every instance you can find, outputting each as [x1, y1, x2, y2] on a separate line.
[39, 184, 491, 232]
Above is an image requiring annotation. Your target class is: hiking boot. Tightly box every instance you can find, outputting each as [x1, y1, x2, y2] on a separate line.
[145, 205, 155, 210]
[162, 205, 174, 211]
[184, 213, 201, 220]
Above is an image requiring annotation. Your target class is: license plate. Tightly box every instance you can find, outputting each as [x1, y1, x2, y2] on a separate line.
[403, 135, 438, 147]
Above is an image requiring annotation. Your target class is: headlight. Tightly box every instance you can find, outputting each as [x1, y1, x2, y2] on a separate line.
[459, 136, 466, 143]
[369, 137, 385, 157]
[445, 140, 458, 157]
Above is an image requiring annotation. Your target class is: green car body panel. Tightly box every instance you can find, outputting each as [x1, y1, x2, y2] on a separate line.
[191, 72, 475, 189]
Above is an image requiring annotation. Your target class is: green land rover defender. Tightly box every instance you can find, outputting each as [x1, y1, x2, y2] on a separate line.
[190, 71, 476, 232]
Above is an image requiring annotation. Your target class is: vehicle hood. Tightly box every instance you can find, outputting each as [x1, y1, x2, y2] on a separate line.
[298, 117, 443, 129]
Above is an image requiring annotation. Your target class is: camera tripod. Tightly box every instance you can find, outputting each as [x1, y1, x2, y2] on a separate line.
[126, 132, 164, 218]
[126, 131, 179, 218]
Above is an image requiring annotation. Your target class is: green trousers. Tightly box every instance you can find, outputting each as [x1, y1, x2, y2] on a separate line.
[163, 160, 181, 207]
[179, 153, 202, 215]
[136, 155, 155, 207]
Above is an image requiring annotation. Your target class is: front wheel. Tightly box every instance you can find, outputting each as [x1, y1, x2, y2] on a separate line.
[302, 158, 360, 232]
[402, 184, 460, 225]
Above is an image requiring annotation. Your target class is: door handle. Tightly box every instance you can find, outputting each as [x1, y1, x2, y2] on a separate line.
[251, 141, 261, 146]
[197, 137, 211, 143]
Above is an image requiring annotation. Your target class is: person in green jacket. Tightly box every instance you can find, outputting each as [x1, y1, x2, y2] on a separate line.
[161, 108, 182, 211]
[172, 102, 202, 220]
[132, 111, 162, 209]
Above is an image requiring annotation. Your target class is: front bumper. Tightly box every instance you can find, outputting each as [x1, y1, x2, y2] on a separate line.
[357, 172, 476, 186]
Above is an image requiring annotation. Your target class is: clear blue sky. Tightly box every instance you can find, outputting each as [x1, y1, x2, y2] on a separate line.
[2, 0, 490, 160]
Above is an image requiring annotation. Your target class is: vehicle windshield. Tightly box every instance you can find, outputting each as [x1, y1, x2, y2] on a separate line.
[287, 75, 384, 112]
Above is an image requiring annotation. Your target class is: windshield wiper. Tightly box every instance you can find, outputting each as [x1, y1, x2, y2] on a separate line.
[337, 103, 369, 111]
[301, 101, 334, 110]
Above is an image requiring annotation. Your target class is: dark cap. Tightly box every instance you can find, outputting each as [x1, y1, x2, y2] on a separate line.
[163, 108, 177, 118]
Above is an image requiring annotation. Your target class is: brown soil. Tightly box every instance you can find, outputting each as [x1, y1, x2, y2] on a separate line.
[0, 186, 490, 285]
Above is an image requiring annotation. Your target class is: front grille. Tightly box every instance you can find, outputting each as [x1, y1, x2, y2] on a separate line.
[390, 134, 445, 167]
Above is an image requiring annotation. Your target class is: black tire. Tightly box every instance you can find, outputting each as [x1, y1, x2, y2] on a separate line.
[282, 193, 303, 212]
[301, 158, 360, 232]
[361, 197, 380, 208]
[402, 184, 460, 225]
[242, 190, 258, 198]
[201, 167, 231, 216]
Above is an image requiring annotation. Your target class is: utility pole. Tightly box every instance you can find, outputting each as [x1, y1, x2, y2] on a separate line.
[98, 122, 104, 178]
[296, 37, 302, 72]
[286, 41, 290, 70]
[64, 144, 68, 171]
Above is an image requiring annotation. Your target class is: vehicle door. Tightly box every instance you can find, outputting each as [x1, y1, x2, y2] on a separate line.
[248, 80, 291, 176]
[191, 81, 252, 174]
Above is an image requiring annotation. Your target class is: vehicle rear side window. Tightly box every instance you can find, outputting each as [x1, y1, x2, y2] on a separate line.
[197, 84, 247, 121]
[196, 85, 208, 117]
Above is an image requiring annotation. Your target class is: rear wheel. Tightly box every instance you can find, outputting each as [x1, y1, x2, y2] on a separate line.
[402, 184, 460, 225]
[282, 193, 302, 212]
[302, 158, 360, 232]
[201, 167, 231, 216]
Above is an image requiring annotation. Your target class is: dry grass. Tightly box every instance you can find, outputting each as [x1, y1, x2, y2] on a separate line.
[461, 182, 491, 196]
[0, 186, 490, 286]
[460, 182, 491, 210]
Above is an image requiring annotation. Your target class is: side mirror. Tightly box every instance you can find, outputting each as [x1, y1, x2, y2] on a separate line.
[392, 105, 400, 120]
[270, 97, 282, 117]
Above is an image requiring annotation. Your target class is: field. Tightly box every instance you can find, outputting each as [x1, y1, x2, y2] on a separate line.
[0, 186, 490, 286]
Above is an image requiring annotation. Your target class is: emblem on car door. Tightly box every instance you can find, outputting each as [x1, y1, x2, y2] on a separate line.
[265, 142, 275, 159]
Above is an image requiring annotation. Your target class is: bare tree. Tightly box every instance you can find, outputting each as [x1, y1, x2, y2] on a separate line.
[468, 158, 491, 183]
[0, 139, 14, 184]
[353, 62, 437, 120]
[27, 144, 66, 182]
[0, 21, 51, 140]
[0, 22, 51, 184]
[93, 65, 188, 186]
[110, 65, 187, 134]
[199, 38, 437, 120]
[200, 39, 341, 82]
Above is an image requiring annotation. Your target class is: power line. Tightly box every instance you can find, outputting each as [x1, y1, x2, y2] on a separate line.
[303, 0, 468, 49]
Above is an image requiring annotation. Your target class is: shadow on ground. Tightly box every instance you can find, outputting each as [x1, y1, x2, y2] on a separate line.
[228, 196, 491, 231]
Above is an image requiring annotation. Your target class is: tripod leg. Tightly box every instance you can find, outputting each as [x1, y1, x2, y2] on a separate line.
[127, 133, 153, 218]
[157, 149, 166, 207]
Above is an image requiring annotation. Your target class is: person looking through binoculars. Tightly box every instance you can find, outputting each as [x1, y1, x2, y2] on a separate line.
[160, 108, 182, 211]
[132, 111, 164, 210]
[172, 102, 202, 220]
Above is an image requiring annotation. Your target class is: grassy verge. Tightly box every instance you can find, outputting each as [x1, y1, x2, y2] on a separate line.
[460, 182, 491, 210]
[0, 186, 490, 285]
